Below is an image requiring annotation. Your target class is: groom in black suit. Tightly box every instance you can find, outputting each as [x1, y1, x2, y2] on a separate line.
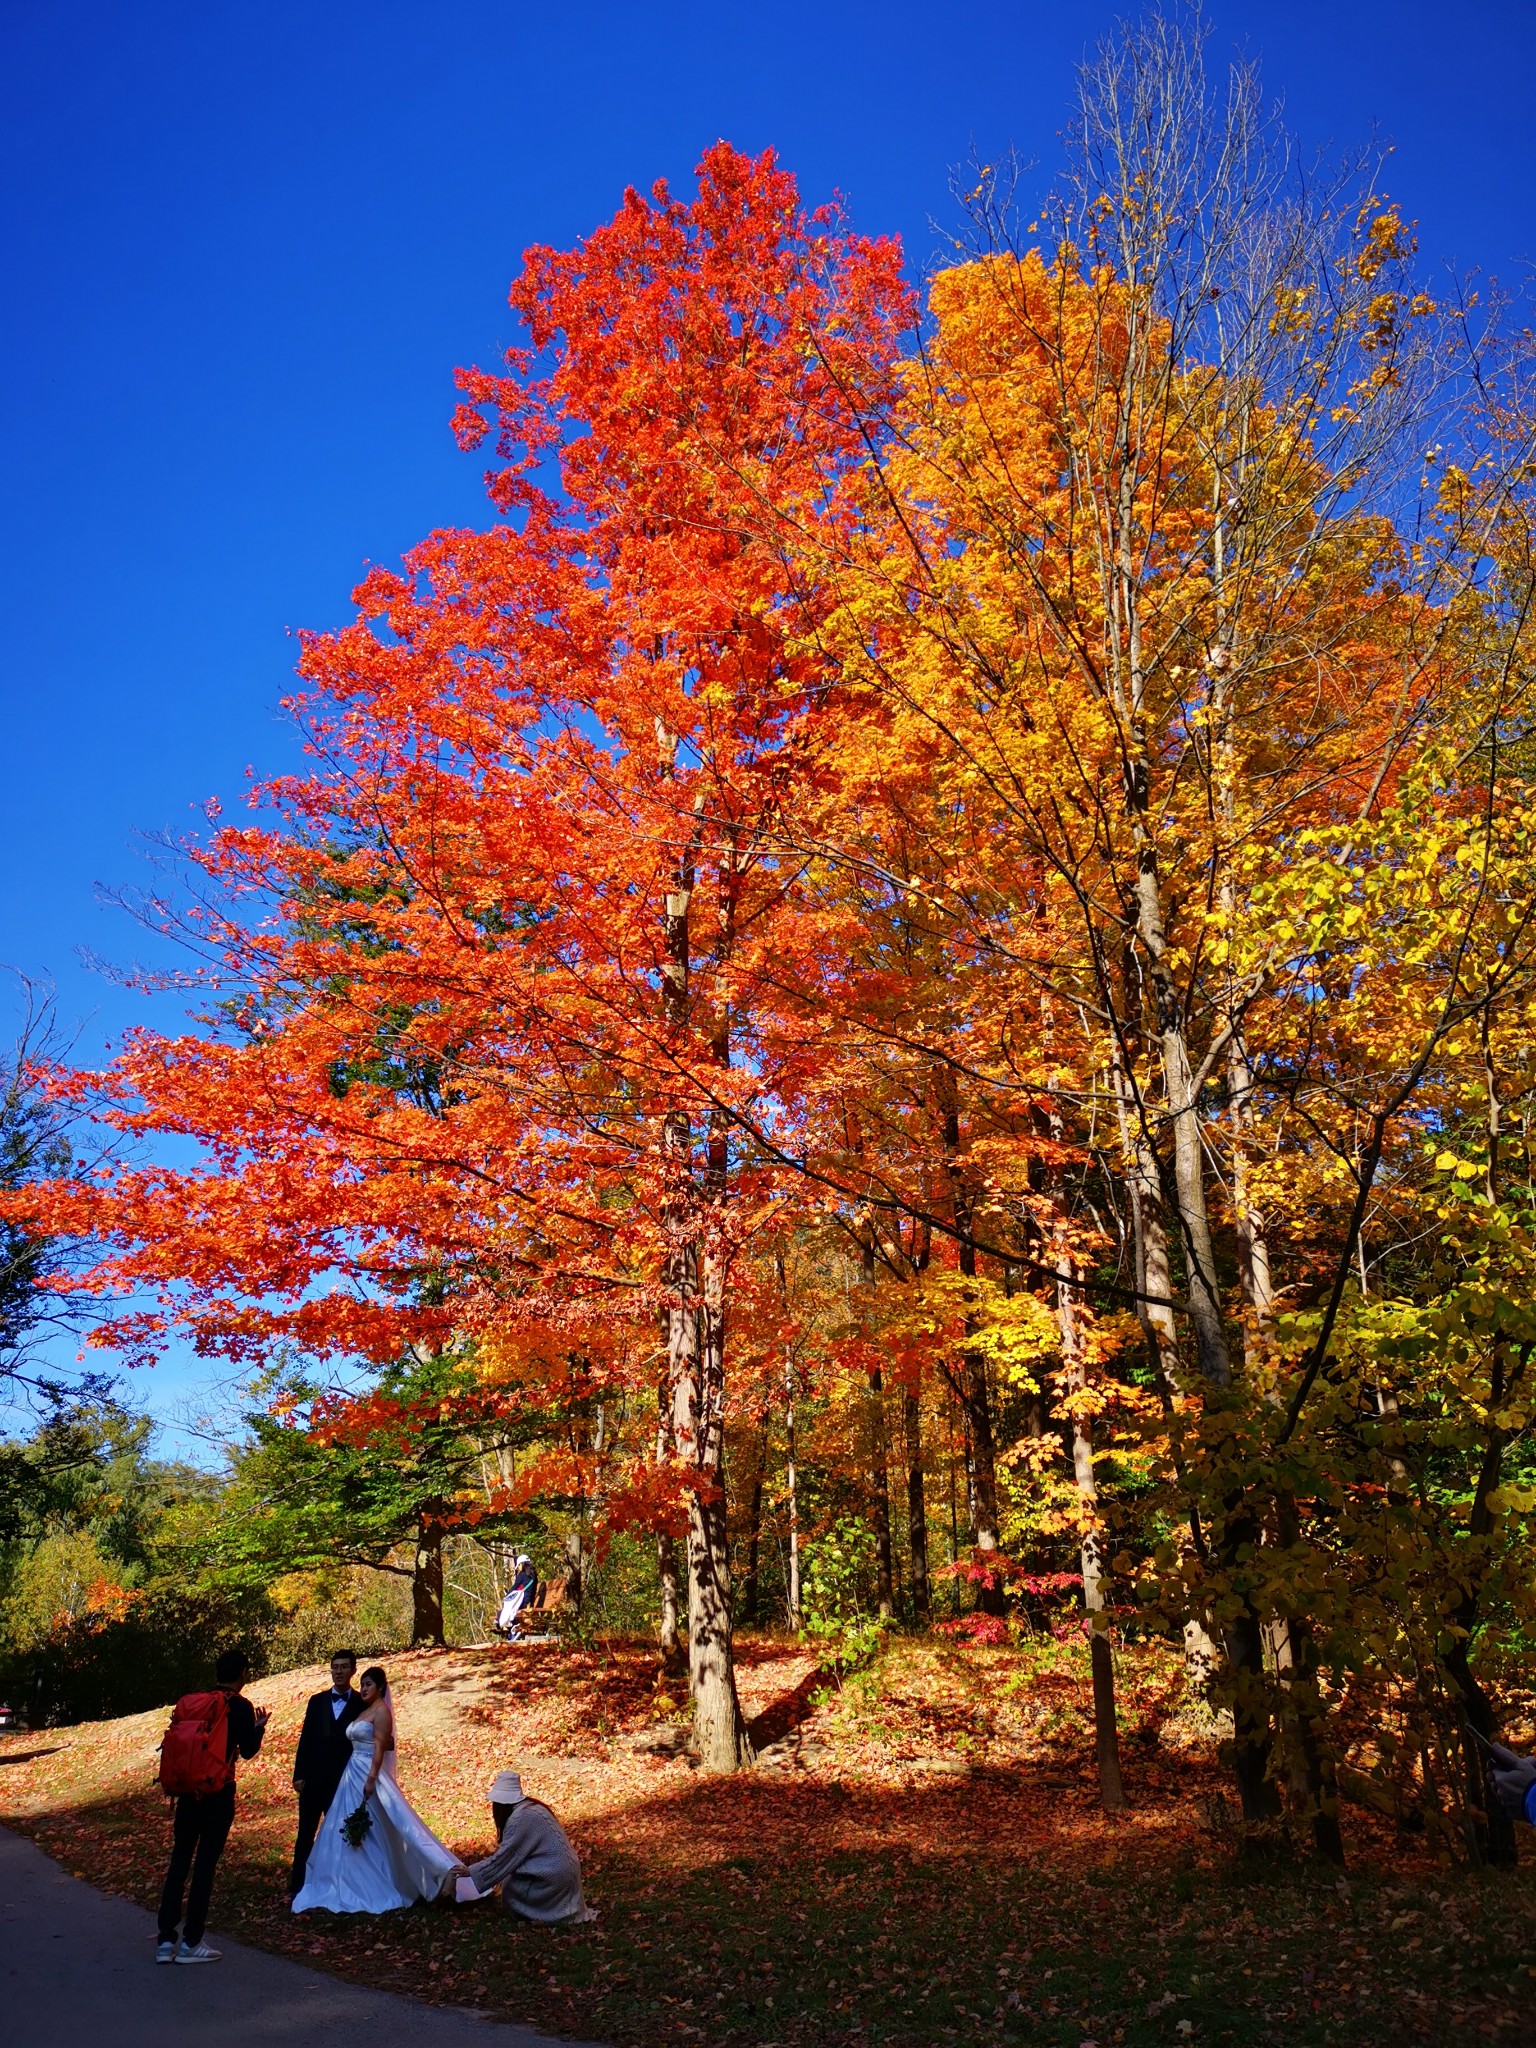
[287, 1649, 361, 1897]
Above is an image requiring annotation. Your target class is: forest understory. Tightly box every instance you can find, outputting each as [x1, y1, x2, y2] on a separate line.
[4, 1633, 1535, 2048]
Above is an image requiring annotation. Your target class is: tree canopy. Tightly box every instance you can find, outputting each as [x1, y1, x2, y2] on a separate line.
[8, 16, 1536, 1867]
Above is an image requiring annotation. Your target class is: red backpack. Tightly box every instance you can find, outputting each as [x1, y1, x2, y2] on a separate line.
[158, 1690, 232, 1797]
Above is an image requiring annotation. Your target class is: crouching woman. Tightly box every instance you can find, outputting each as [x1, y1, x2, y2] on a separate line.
[457, 1770, 597, 1923]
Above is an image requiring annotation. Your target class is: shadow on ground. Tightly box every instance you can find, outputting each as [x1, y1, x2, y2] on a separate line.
[5, 1639, 1535, 2047]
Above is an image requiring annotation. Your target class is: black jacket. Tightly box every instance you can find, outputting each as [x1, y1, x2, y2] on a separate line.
[292, 1688, 361, 1803]
[223, 1690, 266, 1767]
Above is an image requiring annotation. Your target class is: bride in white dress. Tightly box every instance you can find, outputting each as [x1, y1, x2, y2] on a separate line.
[292, 1666, 463, 1914]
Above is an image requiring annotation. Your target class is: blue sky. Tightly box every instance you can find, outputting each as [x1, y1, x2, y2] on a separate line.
[4, 0, 1534, 1448]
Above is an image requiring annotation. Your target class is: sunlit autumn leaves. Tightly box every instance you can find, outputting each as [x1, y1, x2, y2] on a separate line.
[11, 136, 1536, 1825]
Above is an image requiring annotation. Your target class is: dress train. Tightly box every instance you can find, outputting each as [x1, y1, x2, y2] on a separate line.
[292, 1719, 459, 1914]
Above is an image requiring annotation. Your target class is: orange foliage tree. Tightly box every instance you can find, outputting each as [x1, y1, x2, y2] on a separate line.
[27, 145, 909, 1771]
[773, 21, 1536, 1855]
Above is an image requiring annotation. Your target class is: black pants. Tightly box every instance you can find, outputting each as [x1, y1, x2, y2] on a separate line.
[157, 1783, 235, 1946]
[289, 1785, 333, 1894]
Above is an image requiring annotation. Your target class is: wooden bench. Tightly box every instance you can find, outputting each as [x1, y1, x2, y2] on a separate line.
[495, 1574, 570, 1638]
[525, 1574, 570, 1618]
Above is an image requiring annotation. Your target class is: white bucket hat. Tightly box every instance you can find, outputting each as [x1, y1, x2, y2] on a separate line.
[488, 1770, 525, 1806]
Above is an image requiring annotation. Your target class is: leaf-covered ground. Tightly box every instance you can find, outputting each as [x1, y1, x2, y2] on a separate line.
[3, 1633, 1535, 2046]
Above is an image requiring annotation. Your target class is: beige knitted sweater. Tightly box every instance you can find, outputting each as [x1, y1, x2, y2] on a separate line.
[466, 1799, 592, 1922]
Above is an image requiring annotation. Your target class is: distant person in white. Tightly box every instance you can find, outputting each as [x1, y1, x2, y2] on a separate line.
[291, 1665, 463, 1913]
[495, 1555, 538, 1638]
[454, 1770, 596, 1922]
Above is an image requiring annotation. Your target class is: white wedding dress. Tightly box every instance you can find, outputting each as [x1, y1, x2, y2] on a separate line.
[292, 1717, 460, 1914]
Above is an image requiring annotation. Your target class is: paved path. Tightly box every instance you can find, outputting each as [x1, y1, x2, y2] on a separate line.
[0, 1826, 608, 2048]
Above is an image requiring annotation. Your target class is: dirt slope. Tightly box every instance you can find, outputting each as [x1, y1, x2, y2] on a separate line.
[5, 1634, 1533, 2047]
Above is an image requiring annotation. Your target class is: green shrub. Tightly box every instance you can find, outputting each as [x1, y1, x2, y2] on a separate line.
[0, 1576, 276, 1726]
[800, 1515, 890, 1684]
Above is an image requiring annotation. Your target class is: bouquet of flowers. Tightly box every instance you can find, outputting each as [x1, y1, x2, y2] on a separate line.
[340, 1801, 374, 1849]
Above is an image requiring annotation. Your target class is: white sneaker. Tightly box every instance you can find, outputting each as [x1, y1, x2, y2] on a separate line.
[174, 1942, 221, 1963]
[155, 1940, 176, 1964]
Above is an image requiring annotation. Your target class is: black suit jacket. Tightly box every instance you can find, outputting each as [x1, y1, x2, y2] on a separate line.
[293, 1688, 362, 1804]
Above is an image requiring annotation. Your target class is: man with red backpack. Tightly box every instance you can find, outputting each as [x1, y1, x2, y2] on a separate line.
[154, 1648, 269, 1964]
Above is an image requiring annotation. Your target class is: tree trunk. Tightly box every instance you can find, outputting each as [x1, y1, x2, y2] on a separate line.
[683, 990, 751, 1761]
[938, 1078, 1004, 1616]
[687, 1504, 745, 1767]
[655, 1378, 682, 1660]
[1445, 1631, 1518, 1869]
[857, 1232, 894, 1618]
[411, 1510, 447, 1647]
[956, 1340, 1004, 1614]
[1183, 1619, 1219, 1693]
[740, 1410, 768, 1627]
[1277, 1609, 1346, 1864]
[684, 1275, 753, 1769]
[952, 1368, 1005, 1616]
[868, 1365, 895, 1619]
[774, 1249, 802, 1630]
[794, 1384, 806, 1622]
[1444, 1373, 1519, 1867]
[685, 1478, 746, 1767]
[666, 1204, 751, 1767]
[1113, 1028, 1217, 1695]
[656, 729, 749, 1768]
[1115, 947, 1273, 1815]
[1142, 911, 1276, 1818]
[1443, 1043, 1519, 1866]
[1102, 430, 1276, 1810]
[563, 1522, 584, 1613]
[658, 1530, 681, 1658]
[785, 1366, 801, 1628]
[1109, 1018, 1180, 1373]
[1140, 790, 1278, 1822]
[1221, 1536, 1281, 1826]
[946, 1389, 961, 1610]
[1073, 1443, 1129, 1818]
[1233, 1001, 1329, 1845]
[1057, 1240, 1127, 1814]
[903, 1381, 931, 1624]
[1229, 1030, 1277, 1371]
